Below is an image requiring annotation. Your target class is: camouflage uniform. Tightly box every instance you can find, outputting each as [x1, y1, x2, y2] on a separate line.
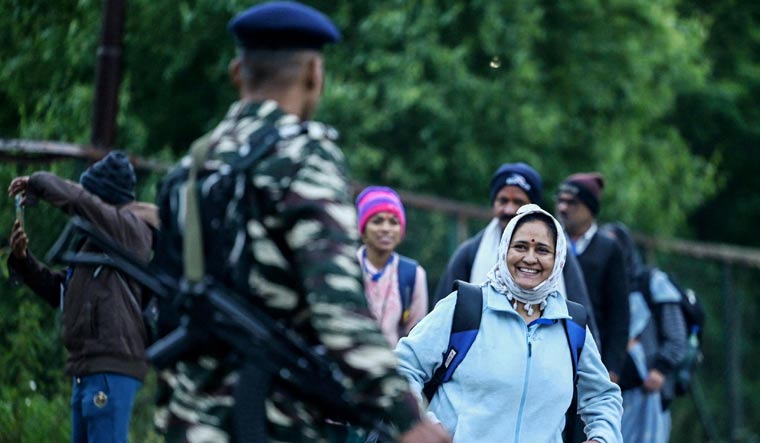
[156, 100, 423, 442]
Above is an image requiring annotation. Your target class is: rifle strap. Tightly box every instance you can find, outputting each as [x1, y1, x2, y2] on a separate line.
[183, 138, 211, 283]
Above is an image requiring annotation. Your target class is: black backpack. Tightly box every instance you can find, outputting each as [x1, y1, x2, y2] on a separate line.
[149, 124, 283, 342]
[639, 269, 705, 396]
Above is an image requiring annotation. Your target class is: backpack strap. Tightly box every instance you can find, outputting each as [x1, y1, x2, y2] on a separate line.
[637, 268, 655, 306]
[183, 137, 212, 283]
[422, 286, 587, 403]
[422, 280, 483, 402]
[562, 301, 589, 443]
[562, 300, 588, 382]
[182, 124, 281, 284]
[396, 255, 418, 327]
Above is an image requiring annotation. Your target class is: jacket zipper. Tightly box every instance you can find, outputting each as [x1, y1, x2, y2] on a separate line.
[514, 325, 535, 443]
[114, 269, 142, 316]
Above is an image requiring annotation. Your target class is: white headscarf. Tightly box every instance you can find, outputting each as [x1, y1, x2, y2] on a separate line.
[485, 204, 567, 315]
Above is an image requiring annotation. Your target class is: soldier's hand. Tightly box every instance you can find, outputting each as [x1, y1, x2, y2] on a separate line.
[399, 419, 451, 443]
[10, 220, 28, 259]
[8, 176, 29, 200]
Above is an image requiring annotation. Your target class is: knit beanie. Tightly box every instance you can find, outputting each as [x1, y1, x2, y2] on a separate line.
[488, 162, 543, 205]
[355, 186, 406, 236]
[559, 172, 604, 215]
[79, 151, 136, 205]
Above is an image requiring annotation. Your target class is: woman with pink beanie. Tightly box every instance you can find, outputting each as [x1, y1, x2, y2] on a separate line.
[355, 186, 429, 345]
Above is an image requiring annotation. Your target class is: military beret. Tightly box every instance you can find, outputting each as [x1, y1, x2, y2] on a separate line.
[229, 1, 341, 50]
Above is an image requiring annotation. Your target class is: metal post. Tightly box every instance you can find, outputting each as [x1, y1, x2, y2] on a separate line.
[456, 214, 468, 245]
[91, 0, 126, 149]
[723, 262, 743, 442]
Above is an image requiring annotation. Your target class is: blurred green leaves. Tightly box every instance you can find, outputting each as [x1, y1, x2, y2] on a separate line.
[0, 0, 728, 235]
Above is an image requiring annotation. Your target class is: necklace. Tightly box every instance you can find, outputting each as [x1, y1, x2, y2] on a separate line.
[361, 249, 394, 281]
[361, 250, 398, 325]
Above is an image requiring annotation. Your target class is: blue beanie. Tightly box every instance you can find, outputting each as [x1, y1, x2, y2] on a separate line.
[489, 162, 543, 205]
[80, 151, 136, 205]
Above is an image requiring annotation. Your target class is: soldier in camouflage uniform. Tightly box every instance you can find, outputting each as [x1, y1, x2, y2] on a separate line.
[155, 2, 451, 443]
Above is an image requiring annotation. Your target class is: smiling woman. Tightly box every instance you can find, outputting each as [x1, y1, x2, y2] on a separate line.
[395, 204, 624, 443]
[504, 212, 560, 323]
[507, 215, 557, 291]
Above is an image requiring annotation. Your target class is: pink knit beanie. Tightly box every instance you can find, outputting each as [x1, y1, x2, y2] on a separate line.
[355, 186, 406, 236]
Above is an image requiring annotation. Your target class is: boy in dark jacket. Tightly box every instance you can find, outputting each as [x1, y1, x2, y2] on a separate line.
[8, 151, 158, 443]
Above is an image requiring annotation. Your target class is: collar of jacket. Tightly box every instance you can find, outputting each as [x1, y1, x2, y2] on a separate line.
[484, 284, 571, 321]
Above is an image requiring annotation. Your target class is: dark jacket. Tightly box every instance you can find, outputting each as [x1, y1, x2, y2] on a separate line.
[619, 269, 687, 405]
[433, 228, 601, 343]
[8, 172, 158, 380]
[574, 231, 630, 376]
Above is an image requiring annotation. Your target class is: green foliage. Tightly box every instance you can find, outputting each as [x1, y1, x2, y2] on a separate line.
[0, 282, 69, 443]
[0, 385, 70, 443]
[0, 0, 721, 236]
[321, 0, 717, 234]
[675, 0, 760, 246]
[0, 0, 99, 143]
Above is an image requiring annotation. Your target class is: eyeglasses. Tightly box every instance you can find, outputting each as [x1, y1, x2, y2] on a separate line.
[555, 196, 579, 206]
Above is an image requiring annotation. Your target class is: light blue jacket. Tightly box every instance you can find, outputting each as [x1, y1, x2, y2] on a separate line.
[395, 285, 623, 443]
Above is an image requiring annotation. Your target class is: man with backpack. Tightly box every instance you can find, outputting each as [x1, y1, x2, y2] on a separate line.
[555, 172, 630, 443]
[7, 151, 158, 443]
[153, 2, 450, 443]
[555, 173, 630, 379]
[601, 222, 689, 442]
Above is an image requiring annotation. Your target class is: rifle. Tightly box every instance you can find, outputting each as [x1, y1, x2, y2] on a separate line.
[46, 216, 396, 443]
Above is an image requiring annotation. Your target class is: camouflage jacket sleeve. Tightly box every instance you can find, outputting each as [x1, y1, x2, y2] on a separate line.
[252, 130, 423, 434]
